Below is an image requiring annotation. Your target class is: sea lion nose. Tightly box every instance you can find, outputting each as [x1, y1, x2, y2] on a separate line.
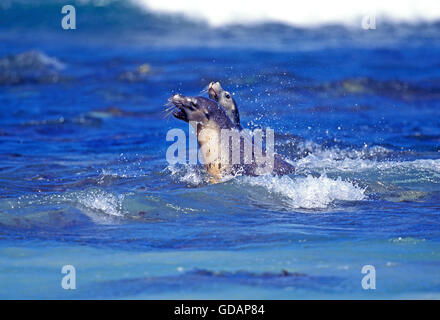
[172, 94, 184, 104]
[211, 82, 222, 92]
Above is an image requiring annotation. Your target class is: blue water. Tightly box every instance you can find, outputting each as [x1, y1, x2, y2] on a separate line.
[1, 0, 440, 299]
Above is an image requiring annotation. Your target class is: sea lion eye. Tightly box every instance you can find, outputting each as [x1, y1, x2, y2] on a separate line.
[225, 93, 231, 99]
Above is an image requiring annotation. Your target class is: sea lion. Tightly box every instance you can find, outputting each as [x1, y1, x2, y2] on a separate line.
[207, 81, 295, 176]
[170, 94, 295, 183]
[208, 81, 243, 130]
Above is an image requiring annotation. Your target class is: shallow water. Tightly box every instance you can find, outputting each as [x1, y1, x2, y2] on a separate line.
[0, 0, 440, 299]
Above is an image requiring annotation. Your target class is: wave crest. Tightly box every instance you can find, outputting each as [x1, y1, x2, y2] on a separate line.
[241, 174, 366, 209]
[133, 0, 440, 27]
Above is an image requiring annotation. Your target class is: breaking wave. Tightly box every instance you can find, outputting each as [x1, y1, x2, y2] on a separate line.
[11, 188, 126, 222]
[167, 163, 366, 210]
[76, 189, 125, 218]
[133, 0, 440, 27]
[166, 139, 440, 209]
[0, 50, 65, 85]
[240, 174, 366, 209]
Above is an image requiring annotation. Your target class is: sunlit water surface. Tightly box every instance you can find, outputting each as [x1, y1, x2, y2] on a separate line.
[0, 0, 439, 299]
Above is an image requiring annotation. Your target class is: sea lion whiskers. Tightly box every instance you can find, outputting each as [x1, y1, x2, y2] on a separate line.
[163, 98, 178, 119]
[199, 85, 210, 95]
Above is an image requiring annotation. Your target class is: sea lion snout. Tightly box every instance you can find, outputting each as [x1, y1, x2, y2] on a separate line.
[172, 94, 188, 105]
[171, 94, 190, 121]
[170, 94, 211, 123]
[208, 81, 221, 100]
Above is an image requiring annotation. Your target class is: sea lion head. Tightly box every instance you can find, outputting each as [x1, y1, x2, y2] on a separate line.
[208, 81, 241, 129]
[171, 94, 235, 129]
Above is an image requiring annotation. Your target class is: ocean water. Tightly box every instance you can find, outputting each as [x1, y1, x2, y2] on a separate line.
[0, 0, 440, 299]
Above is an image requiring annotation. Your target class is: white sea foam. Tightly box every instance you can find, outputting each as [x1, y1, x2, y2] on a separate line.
[167, 164, 209, 186]
[132, 0, 440, 27]
[240, 174, 366, 209]
[10, 188, 126, 225]
[295, 146, 440, 174]
[167, 163, 365, 209]
[76, 189, 125, 217]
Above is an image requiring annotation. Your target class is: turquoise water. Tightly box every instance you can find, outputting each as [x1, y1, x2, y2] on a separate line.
[0, 0, 439, 299]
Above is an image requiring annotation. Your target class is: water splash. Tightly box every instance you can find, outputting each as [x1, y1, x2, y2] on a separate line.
[167, 164, 210, 186]
[240, 174, 366, 209]
[76, 189, 125, 217]
[11, 188, 126, 219]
